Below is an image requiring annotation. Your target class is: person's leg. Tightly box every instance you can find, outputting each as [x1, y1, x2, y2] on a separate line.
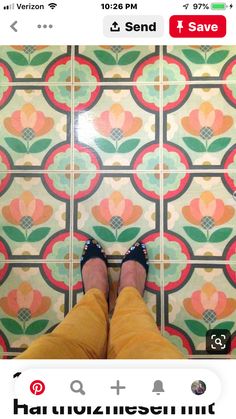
[108, 256, 184, 359]
[17, 247, 109, 359]
[108, 287, 184, 359]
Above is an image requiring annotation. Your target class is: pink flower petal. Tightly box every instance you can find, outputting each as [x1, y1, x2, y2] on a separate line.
[191, 290, 204, 314]
[203, 110, 215, 127]
[7, 290, 19, 316]
[201, 290, 218, 310]
[31, 200, 44, 221]
[121, 199, 134, 222]
[110, 107, 125, 129]
[109, 199, 126, 217]
[189, 198, 202, 221]
[33, 111, 46, 133]
[94, 112, 111, 136]
[213, 200, 225, 222]
[17, 288, 33, 309]
[121, 112, 134, 134]
[9, 199, 22, 223]
[211, 110, 224, 133]
[30, 290, 43, 314]
[188, 110, 202, 132]
[10, 111, 23, 133]
[99, 198, 112, 222]
[215, 292, 227, 315]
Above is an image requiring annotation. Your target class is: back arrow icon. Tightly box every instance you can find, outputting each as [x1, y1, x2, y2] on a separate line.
[10, 21, 18, 32]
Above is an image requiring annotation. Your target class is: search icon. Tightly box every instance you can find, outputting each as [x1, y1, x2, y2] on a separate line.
[70, 380, 86, 395]
[215, 338, 223, 346]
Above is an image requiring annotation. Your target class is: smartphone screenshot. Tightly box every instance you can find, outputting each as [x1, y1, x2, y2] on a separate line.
[0, 0, 235, 417]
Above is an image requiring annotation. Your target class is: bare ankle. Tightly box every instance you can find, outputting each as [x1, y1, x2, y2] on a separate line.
[118, 260, 146, 296]
[82, 258, 108, 296]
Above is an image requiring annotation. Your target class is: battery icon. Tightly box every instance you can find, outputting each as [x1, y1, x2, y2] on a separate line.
[211, 3, 227, 10]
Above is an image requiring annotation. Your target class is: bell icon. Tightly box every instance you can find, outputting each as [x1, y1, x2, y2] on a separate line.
[152, 380, 165, 395]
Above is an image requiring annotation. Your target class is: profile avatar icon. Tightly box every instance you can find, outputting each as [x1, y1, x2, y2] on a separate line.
[191, 380, 206, 395]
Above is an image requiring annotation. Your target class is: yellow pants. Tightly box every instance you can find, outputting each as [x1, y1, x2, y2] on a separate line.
[16, 287, 184, 359]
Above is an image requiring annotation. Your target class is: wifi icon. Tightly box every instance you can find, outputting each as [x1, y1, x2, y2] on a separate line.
[48, 2, 57, 9]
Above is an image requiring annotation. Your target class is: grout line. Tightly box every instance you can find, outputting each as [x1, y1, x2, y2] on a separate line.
[0, 259, 235, 265]
[162, 80, 236, 86]
[68, 262, 73, 311]
[71, 45, 74, 87]
[0, 83, 79, 87]
[160, 263, 165, 335]
[0, 259, 78, 263]
[150, 260, 236, 265]
[159, 45, 164, 263]
[69, 48, 76, 308]
[1, 80, 236, 87]
[107, 260, 236, 266]
[1, 169, 236, 174]
[159, 45, 165, 336]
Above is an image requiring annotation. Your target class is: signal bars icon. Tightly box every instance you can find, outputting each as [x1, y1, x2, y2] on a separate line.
[3, 3, 57, 10]
[3, 3, 14, 9]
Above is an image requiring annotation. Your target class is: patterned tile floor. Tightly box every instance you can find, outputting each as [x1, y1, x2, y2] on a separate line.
[0, 45, 236, 358]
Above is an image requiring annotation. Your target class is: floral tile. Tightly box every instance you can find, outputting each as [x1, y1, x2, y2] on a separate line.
[0, 174, 71, 259]
[128, 52, 190, 104]
[164, 263, 236, 356]
[0, 87, 71, 170]
[0, 263, 70, 352]
[74, 86, 159, 169]
[164, 175, 236, 260]
[74, 173, 159, 258]
[165, 46, 236, 79]
[76, 46, 157, 81]
[0, 46, 70, 82]
[141, 161, 190, 201]
[1, 45, 236, 360]
[164, 86, 236, 170]
[72, 52, 189, 118]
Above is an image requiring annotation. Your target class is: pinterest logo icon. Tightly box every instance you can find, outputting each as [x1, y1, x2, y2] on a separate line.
[30, 380, 45, 395]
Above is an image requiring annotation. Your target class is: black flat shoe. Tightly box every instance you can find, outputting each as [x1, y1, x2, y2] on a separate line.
[118, 241, 149, 295]
[80, 239, 108, 297]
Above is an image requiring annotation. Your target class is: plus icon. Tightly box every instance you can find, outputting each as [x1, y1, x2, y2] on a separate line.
[110, 380, 126, 395]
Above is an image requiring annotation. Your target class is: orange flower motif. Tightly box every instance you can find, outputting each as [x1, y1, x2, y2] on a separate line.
[2, 191, 53, 230]
[181, 102, 233, 140]
[182, 191, 234, 231]
[184, 283, 236, 324]
[92, 191, 142, 230]
[0, 281, 51, 322]
[94, 104, 142, 142]
[4, 103, 54, 142]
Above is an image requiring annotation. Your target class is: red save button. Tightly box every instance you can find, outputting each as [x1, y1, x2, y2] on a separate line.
[170, 15, 226, 38]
